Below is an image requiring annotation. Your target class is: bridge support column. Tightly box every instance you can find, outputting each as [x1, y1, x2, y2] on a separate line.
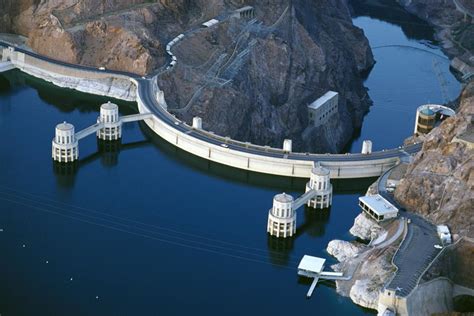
[52, 122, 79, 162]
[305, 164, 332, 209]
[267, 193, 296, 238]
[97, 101, 122, 140]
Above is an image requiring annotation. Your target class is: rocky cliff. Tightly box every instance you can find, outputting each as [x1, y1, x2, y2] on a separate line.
[1, 0, 374, 153]
[396, 0, 474, 77]
[159, 0, 374, 152]
[395, 82, 474, 238]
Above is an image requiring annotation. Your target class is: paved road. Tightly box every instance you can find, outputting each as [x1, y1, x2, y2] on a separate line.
[378, 168, 441, 297]
[0, 40, 423, 167]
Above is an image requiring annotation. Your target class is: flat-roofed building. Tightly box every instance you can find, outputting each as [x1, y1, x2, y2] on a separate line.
[297, 255, 326, 278]
[308, 91, 338, 127]
[358, 195, 398, 222]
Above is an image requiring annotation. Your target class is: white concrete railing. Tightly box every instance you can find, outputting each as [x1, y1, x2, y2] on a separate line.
[135, 82, 402, 179]
[0, 61, 14, 73]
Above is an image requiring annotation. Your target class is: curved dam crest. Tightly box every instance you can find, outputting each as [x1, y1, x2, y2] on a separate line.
[0, 41, 421, 179]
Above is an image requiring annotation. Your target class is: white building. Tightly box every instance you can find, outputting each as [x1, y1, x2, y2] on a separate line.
[202, 19, 219, 28]
[308, 91, 338, 127]
[297, 255, 326, 278]
[358, 195, 398, 222]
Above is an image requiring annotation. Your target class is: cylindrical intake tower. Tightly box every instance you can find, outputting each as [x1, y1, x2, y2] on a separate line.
[267, 193, 296, 238]
[305, 164, 333, 209]
[97, 101, 122, 140]
[52, 121, 78, 162]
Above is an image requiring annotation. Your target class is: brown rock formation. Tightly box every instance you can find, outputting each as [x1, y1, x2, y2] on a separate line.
[395, 82, 474, 238]
[1, 0, 374, 152]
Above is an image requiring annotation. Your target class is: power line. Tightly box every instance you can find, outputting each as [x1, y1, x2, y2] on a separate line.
[0, 188, 302, 266]
[0, 194, 296, 269]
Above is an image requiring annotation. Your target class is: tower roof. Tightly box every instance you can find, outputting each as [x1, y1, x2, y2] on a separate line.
[311, 165, 330, 176]
[56, 121, 74, 131]
[420, 108, 435, 116]
[274, 192, 294, 203]
[101, 101, 118, 110]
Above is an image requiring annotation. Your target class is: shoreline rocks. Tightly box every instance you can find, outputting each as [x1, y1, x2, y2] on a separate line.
[349, 213, 384, 242]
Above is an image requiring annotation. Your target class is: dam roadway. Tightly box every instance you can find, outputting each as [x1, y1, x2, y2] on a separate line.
[0, 40, 422, 179]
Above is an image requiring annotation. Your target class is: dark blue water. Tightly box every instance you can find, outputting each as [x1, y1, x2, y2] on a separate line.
[347, 0, 461, 152]
[0, 2, 461, 315]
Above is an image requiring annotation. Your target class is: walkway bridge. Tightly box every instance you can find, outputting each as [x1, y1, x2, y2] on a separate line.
[0, 5, 423, 179]
[51, 101, 153, 162]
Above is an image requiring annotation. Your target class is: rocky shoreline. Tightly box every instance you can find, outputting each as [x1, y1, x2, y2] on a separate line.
[325, 83, 473, 313]
[325, 184, 402, 311]
[396, 0, 474, 79]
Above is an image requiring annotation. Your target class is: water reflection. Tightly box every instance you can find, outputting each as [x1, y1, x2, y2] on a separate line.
[298, 207, 331, 238]
[52, 160, 79, 188]
[97, 139, 122, 167]
[52, 138, 151, 187]
[267, 207, 332, 266]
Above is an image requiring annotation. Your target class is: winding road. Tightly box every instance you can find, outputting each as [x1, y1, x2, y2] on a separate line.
[377, 168, 441, 297]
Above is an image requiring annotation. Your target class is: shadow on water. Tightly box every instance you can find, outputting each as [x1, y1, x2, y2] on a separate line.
[348, 0, 436, 43]
[266, 207, 333, 266]
[139, 121, 377, 193]
[0, 70, 376, 194]
[52, 117, 376, 193]
[52, 138, 152, 187]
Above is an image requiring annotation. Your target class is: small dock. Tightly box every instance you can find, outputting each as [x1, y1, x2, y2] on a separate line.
[297, 255, 344, 298]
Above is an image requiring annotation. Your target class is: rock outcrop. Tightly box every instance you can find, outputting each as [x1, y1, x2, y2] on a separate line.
[395, 82, 474, 238]
[1, 0, 374, 153]
[326, 214, 395, 311]
[327, 239, 365, 262]
[350, 213, 384, 241]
